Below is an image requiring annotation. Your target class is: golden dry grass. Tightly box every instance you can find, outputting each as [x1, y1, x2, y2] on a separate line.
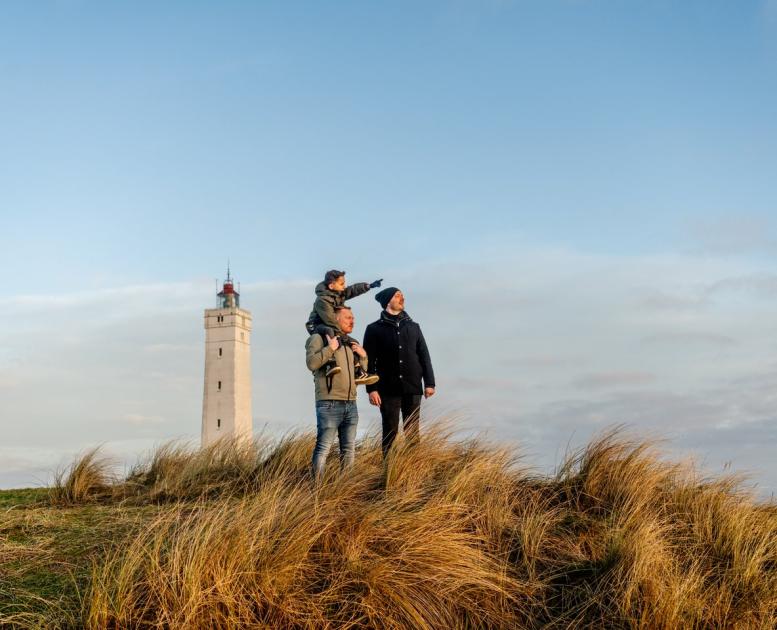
[49, 447, 115, 506]
[3, 424, 776, 629]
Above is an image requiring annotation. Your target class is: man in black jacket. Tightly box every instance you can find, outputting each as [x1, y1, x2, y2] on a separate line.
[363, 287, 436, 457]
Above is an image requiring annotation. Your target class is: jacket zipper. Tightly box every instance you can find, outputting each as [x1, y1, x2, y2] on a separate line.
[345, 341, 353, 398]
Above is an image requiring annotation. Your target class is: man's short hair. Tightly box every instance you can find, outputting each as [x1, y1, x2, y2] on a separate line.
[324, 269, 345, 285]
[334, 305, 352, 313]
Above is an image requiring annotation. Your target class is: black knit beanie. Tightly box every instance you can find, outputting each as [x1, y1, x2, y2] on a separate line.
[375, 287, 399, 309]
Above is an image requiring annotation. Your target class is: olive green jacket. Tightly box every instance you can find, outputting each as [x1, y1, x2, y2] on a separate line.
[306, 281, 371, 333]
[305, 334, 368, 401]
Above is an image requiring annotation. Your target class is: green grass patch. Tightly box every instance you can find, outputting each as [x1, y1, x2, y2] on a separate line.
[0, 488, 50, 509]
[1, 499, 163, 627]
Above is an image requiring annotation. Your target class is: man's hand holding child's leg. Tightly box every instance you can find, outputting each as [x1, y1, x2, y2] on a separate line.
[324, 336, 341, 377]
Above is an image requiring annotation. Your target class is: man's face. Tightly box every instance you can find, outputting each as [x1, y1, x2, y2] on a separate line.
[328, 275, 346, 292]
[388, 291, 404, 312]
[336, 308, 355, 334]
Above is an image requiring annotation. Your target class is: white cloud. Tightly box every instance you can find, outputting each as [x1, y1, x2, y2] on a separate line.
[574, 371, 656, 389]
[707, 273, 777, 299]
[0, 282, 197, 309]
[123, 413, 166, 426]
[687, 215, 777, 257]
[642, 332, 737, 347]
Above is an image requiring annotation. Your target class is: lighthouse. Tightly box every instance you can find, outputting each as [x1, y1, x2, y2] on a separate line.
[201, 268, 253, 447]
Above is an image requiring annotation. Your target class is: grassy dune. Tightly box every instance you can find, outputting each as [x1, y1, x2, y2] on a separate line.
[1, 425, 776, 629]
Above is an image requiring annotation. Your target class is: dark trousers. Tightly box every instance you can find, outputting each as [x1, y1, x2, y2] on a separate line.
[380, 394, 422, 457]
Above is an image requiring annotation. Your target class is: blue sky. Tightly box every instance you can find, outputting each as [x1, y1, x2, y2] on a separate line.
[2, 1, 777, 492]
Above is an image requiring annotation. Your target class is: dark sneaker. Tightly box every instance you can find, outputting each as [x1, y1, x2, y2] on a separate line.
[355, 373, 379, 386]
[325, 364, 342, 378]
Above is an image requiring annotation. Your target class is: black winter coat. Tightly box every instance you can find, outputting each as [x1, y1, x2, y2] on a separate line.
[362, 311, 435, 396]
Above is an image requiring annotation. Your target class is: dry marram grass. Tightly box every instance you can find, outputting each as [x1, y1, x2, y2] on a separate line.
[3, 425, 776, 628]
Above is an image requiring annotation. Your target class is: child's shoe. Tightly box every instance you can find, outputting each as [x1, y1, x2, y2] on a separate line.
[354, 366, 379, 386]
[325, 362, 342, 378]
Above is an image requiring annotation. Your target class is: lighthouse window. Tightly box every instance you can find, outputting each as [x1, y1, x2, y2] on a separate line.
[217, 418, 221, 429]
[218, 381, 222, 390]
[218, 347, 222, 357]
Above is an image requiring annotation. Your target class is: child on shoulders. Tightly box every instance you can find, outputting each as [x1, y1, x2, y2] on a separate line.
[305, 269, 382, 386]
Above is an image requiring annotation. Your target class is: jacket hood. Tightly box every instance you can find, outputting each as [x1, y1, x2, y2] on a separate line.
[315, 281, 341, 297]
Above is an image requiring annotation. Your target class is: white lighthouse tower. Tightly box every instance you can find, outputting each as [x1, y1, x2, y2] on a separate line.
[201, 268, 253, 447]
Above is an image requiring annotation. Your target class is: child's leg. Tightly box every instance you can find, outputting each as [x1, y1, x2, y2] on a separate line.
[335, 334, 361, 374]
[314, 324, 338, 340]
[313, 325, 341, 377]
[339, 333, 358, 346]
[338, 334, 377, 380]
[346, 334, 379, 386]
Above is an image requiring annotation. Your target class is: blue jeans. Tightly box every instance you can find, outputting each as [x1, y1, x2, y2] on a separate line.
[311, 400, 359, 480]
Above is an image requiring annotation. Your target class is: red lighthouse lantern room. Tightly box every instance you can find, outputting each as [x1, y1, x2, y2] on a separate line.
[217, 266, 240, 308]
